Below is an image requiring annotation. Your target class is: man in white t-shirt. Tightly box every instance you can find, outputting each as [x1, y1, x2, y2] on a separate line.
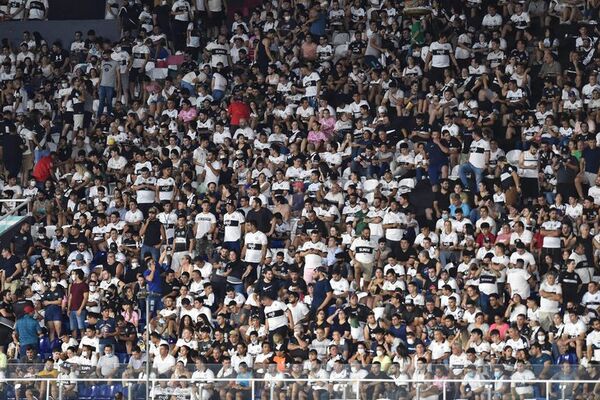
[458, 130, 489, 193]
[506, 258, 532, 299]
[538, 271, 562, 331]
[299, 230, 327, 284]
[540, 208, 562, 261]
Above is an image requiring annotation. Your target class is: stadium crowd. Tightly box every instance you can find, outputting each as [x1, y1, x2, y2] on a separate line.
[3, 0, 600, 399]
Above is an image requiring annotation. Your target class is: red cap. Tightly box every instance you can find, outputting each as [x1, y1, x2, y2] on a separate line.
[24, 305, 34, 314]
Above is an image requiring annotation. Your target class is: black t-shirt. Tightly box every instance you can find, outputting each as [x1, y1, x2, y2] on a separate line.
[12, 299, 34, 320]
[344, 303, 371, 323]
[255, 278, 279, 299]
[143, 220, 162, 246]
[66, 234, 86, 252]
[226, 260, 245, 281]
[118, 322, 137, 342]
[284, 277, 307, 296]
[434, 190, 451, 212]
[161, 277, 181, 296]
[397, 247, 417, 263]
[0, 255, 20, 279]
[42, 287, 64, 305]
[559, 270, 582, 302]
[173, 226, 193, 253]
[11, 232, 32, 257]
[246, 208, 272, 233]
[50, 49, 68, 69]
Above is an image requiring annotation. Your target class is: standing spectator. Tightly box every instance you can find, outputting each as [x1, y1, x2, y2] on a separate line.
[67, 269, 88, 338]
[14, 305, 40, 356]
[97, 50, 120, 118]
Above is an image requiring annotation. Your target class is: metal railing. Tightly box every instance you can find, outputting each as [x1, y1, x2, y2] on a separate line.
[0, 198, 31, 222]
[0, 363, 596, 400]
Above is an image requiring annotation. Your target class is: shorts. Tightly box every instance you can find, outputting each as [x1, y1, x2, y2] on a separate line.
[207, 10, 224, 27]
[69, 309, 87, 331]
[427, 66, 447, 85]
[243, 262, 259, 285]
[354, 261, 374, 281]
[45, 305, 63, 322]
[22, 153, 33, 173]
[583, 171, 598, 186]
[129, 67, 144, 83]
[428, 163, 447, 185]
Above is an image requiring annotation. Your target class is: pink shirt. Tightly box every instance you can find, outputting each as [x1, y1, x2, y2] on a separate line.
[178, 107, 197, 123]
[308, 130, 327, 144]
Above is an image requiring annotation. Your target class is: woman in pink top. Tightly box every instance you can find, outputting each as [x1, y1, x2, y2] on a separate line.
[307, 120, 327, 150]
[121, 301, 139, 327]
[318, 108, 336, 137]
[177, 99, 197, 125]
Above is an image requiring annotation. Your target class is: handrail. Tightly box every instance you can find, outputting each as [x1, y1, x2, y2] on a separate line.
[0, 198, 31, 222]
[0, 377, 596, 383]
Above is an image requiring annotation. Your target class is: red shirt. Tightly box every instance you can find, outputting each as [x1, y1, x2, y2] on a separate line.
[69, 281, 89, 311]
[32, 155, 53, 182]
[228, 101, 251, 126]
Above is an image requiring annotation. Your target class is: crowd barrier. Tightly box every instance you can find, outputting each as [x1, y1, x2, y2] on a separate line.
[0, 362, 596, 400]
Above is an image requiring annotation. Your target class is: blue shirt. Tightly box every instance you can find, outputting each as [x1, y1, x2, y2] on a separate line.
[309, 12, 326, 36]
[312, 278, 332, 311]
[15, 314, 41, 346]
[143, 268, 163, 293]
[583, 146, 600, 173]
[97, 317, 116, 344]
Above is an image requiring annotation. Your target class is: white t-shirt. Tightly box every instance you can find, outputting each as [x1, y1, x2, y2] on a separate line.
[468, 138, 490, 169]
[223, 211, 245, 242]
[302, 72, 321, 97]
[429, 41, 452, 68]
[506, 267, 531, 299]
[264, 300, 288, 331]
[541, 220, 561, 248]
[244, 231, 268, 263]
[301, 240, 327, 270]
[194, 212, 216, 239]
[539, 281, 561, 313]
[383, 211, 406, 241]
[350, 237, 376, 264]
[133, 176, 156, 204]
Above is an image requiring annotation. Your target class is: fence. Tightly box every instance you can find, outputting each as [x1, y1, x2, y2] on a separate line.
[0, 362, 597, 400]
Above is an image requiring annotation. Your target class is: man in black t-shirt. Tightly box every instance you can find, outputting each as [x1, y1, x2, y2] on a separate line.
[11, 222, 33, 258]
[140, 207, 166, 263]
[116, 314, 137, 354]
[1, 247, 21, 291]
[172, 214, 194, 271]
[560, 259, 583, 305]
[361, 362, 389, 399]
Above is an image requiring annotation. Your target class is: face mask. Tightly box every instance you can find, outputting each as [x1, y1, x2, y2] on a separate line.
[89, 286, 96, 292]
[357, 348, 365, 354]
[50, 281, 57, 289]
[407, 338, 414, 344]
[131, 262, 139, 269]
[537, 335, 545, 343]
[61, 83, 68, 88]
[376, 350, 384, 357]
[494, 371, 502, 378]
[442, 214, 449, 221]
